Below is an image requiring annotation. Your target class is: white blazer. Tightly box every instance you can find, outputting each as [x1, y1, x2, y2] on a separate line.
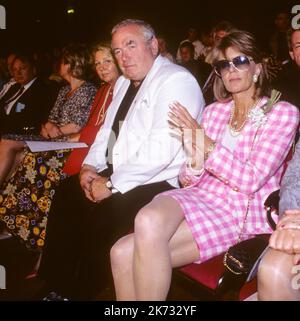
[83, 55, 204, 193]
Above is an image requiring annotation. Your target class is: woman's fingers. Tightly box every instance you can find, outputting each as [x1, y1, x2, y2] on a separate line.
[169, 102, 198, 129]
[168, 114, 183, 128]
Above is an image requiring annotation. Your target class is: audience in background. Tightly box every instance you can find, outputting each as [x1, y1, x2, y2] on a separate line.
[178, 40, 211, 88]
[176, 27, 206, 62]
[269, 11, 291, 64]
[273, 28, 300, 110]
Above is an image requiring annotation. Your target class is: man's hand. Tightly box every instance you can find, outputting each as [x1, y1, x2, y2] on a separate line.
[79, 165, 99, 202]
[269, 209, 300, 264]
[90, 176, 112, 203]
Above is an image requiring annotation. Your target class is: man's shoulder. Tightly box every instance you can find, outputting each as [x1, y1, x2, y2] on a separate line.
[153, 56, 196, 81]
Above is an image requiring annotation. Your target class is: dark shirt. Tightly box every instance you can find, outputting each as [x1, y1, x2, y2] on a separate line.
[103, 81, 143, 176]
[180, 60, 211, 89]
[270, 31, 290, 62]
[273, 61, 300, 110]
[0, 78, 59, 136]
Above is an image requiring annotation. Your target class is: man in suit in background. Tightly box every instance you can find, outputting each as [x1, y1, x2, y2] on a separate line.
[0, 52, 17, 99]
[0, 53, 57, 135]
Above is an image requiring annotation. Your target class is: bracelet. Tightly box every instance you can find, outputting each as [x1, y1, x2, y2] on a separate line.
[204, 141, 216, 161]
[186, 159, 204, 176]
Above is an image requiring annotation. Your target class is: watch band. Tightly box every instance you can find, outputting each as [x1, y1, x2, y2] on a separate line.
[106, 179, 118, 193]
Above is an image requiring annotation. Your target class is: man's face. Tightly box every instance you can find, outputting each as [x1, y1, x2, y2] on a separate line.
[111, 24, 158, 86]
[290, 30, 300, 68]
[180, 47, 193, 63]
[213, 30, 228, 46]
[12, 59, 36, 86]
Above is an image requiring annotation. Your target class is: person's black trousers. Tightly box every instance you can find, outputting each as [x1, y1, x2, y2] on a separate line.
[38, 174, 173, 299]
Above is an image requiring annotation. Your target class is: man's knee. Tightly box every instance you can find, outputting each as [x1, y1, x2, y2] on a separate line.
[258, 248, 294, 297]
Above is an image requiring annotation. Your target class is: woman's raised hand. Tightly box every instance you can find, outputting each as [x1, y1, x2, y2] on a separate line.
[168, 101, 204, 170]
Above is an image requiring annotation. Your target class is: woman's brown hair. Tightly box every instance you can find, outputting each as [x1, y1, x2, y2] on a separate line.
[61, 43, 93, 81]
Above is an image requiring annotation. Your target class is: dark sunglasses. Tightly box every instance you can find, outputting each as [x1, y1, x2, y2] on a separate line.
[214, 55, 253, 77]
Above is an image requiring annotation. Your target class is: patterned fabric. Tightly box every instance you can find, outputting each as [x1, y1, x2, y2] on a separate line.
[279, 135, 300, 217]
[48, 82, 97, 127]
[162, 98, 299, 263]
[0, 149, 71, 251]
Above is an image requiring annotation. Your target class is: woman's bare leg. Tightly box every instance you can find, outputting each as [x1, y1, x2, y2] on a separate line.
[110, 195, 200, 301]
[258, 248, 300, 300]
[0, 139, 25, 186]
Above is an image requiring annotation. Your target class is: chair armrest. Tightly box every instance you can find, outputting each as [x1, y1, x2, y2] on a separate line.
[264, 190, 280, 230]
[264, 190, 280, 210]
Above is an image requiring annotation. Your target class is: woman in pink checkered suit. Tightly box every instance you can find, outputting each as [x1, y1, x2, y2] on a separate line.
[110, 30, 300, 300]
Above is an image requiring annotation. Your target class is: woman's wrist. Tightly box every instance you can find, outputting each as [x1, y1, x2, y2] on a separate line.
[57, 126, 64, 136]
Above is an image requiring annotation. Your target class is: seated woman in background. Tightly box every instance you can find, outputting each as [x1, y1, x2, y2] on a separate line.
[0, 43, 97, 187]
[0, 43, 119, 251]
[110, 30, 299, 300]
[258, 135, 300, 301]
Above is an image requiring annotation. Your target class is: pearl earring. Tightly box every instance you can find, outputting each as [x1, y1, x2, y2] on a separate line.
[253, 74, 258, 83]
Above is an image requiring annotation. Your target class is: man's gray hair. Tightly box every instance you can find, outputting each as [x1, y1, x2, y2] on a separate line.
[111, 19, 156, 42]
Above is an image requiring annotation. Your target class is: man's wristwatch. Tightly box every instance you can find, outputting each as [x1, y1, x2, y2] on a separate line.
[106, 179, 118, 193]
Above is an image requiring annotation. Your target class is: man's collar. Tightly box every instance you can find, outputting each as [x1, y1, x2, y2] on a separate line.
[22, 77, 37, 89]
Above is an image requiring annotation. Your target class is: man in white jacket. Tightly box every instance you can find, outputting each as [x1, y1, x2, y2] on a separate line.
[39, 19, 204, 300]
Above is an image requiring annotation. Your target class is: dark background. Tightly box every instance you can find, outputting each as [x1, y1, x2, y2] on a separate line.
[0, 0, 299, 55]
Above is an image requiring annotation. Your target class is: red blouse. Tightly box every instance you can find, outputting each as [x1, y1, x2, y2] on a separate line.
[62, 83, 113, 175]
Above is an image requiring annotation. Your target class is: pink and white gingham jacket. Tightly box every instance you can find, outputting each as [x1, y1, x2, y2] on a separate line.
[181, 97, 300, 234]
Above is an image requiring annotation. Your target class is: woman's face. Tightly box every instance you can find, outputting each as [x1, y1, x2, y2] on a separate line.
[94, 50, 119, 85]
[217, 46, 260, 95]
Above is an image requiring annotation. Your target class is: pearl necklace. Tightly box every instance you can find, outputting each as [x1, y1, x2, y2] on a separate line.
[229, 99, 261, 136]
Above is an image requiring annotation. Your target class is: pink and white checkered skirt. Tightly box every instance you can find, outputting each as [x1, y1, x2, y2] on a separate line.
[161, 185, 269, 264]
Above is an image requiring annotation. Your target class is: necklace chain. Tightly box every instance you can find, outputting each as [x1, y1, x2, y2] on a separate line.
[229, 98, 261, 136]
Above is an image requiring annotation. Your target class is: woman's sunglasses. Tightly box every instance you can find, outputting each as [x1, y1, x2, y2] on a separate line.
[214, 55, 254, 77]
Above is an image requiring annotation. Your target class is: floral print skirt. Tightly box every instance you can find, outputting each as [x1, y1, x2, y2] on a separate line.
[0, 148, 71, 252]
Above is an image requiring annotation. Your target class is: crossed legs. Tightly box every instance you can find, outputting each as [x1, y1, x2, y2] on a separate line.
[110, 195, 200, 301]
